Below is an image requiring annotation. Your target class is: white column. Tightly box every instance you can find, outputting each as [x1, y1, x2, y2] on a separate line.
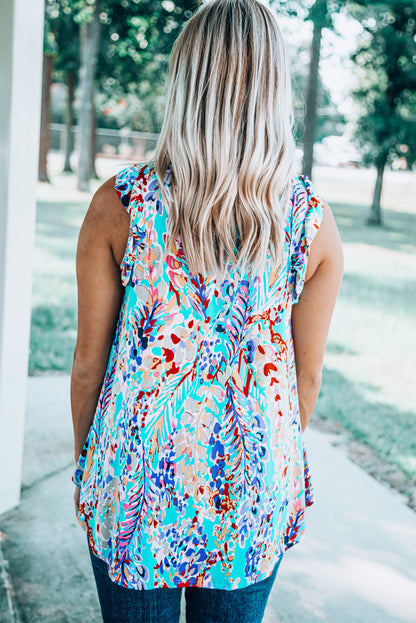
[0, 0, 44, 514]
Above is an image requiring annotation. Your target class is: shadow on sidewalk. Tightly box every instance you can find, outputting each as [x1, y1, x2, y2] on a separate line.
[1, 375, 416, 623]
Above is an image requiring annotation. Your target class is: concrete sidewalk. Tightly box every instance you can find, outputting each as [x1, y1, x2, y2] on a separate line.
[0, 375, 415, 623]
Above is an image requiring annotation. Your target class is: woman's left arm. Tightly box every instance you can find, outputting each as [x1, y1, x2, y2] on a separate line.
[71, 176, 130, 465]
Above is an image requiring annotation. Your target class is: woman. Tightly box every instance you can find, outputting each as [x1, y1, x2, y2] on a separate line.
[71, 1, 343, 622]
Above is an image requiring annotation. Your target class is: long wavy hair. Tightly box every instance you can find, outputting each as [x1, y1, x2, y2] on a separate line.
[155, 0, 296, 282]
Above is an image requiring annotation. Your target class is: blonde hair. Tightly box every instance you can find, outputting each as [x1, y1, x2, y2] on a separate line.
[155, 0, 296, 282]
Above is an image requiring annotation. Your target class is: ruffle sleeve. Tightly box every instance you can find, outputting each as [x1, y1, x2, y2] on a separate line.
[289, 174, 325, 304]
[114, 162, 145, 286]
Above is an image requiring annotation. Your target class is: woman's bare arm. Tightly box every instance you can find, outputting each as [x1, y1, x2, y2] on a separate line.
[291, 200, 344, 432]
[71, 176, 130, 463]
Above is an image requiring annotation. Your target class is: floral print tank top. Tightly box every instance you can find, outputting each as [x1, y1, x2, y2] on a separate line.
[73, 161, 324, 590]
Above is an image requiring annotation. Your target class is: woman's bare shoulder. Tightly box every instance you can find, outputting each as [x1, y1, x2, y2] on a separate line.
[305, 199, 343, 283]
[80, 176, 130, 266]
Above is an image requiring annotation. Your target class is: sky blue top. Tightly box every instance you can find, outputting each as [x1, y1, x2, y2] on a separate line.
[73, 161, 324, 590]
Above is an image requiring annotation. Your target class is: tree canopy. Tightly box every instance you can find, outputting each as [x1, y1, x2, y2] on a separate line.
[350, 0, 416, 222]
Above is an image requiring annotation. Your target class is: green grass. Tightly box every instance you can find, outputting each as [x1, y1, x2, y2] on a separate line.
[30, 167, 416, 482]
[312, 173, 416, 483]
[29, 194, 86, 374]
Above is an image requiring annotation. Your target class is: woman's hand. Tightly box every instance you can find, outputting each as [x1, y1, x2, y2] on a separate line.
[74, 486, 81, 519]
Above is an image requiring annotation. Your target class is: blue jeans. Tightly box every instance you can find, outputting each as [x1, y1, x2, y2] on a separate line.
[88, 539, 283, 623]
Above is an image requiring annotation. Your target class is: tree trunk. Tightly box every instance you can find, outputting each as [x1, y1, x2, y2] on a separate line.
[77, 0, 101, 192]
[63, 70, 75, 173]
[367, 159, 386, 226]
[302, 5, 324, 180]
[38, 53, 53, 183]
[89, 96, 99, 179]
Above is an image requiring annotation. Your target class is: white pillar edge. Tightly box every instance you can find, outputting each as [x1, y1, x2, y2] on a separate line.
[0, 0, 44, 515]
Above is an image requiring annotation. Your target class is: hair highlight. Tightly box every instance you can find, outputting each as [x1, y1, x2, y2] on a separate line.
[155, 0, 296, 282]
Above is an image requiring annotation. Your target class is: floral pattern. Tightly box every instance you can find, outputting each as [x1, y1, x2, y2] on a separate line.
[73, 161, 324, 590]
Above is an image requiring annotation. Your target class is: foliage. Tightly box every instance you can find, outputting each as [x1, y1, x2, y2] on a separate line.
[349, 0, 416, 170]
[97, 86, 166, 134]
[271, 0, 344, 23]
[44, 0, 201, 133]
[45, 0, 80, 76]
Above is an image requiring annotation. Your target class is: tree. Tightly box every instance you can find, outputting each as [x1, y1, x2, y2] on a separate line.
[350, 0, 416, 224]
[302, 1, 328, 178]
[93, 0, 202, 130]
[43, 1, 201, 190]
[76, 0, 102, 191]
[38, 19, 58, 182]
[74, 0, 201, 191]
[302, 0, 350, 178]
[47, 0, 80, 173]
[271, 0, 346, 179]
[64, 70, 76, 171]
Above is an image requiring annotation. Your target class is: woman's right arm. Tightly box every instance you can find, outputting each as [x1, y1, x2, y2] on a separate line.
[291, 200, 344, 432]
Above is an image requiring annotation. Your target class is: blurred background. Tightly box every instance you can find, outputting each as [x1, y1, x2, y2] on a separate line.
[0, 1, 416, 622]
[34, 0, 416, 497]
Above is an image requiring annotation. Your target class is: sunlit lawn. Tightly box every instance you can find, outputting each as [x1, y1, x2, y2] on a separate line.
[30, 160, 416, 483]
[313, 167, 416, 483]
